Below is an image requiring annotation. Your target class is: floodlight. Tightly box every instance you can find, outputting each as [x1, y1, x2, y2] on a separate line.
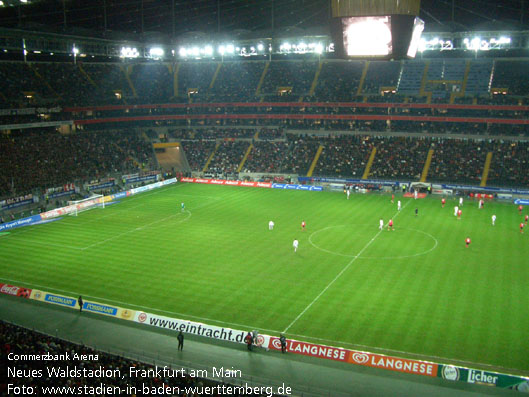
[471, 37, 480, 51]
[72, 46, 79, 54]
[499, 36, 511, 44]
[315, 44, 323, 54]
[226, 44, 234, 53]
[218, 45, 225, 55]
[179, 47, 187, 57]
[257, 43, 264, 51]
[0, 1, 4, 6]
[204, 45, 213, 56]
[120, 47, 139, 58]
[149, 47, 164, 57]
[191, 47, 200, 57]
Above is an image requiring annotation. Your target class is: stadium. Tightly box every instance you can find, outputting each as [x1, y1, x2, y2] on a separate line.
[0, 0, 529, 395]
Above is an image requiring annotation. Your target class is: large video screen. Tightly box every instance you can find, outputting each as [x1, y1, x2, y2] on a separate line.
[407, 17, 425, 58]
[342, 16, 393, 56]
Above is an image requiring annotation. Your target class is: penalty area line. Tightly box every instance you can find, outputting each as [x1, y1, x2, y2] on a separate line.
[282, 199, 411, 333]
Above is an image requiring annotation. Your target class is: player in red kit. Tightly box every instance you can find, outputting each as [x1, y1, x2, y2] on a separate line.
[525, 215, 528, 225]
[391, 194, 395, 204]
[520, 222, 525, 233]
[457, 209, 462, 220]
[441, 198, 446, 208]
[519, 205, 523, 214]
[387, 219, 393, 231]
[465, 237, 471, 248]
[301, 220, 306, 231]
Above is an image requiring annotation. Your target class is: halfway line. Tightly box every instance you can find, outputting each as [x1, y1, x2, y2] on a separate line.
[282, 199, 411, 333]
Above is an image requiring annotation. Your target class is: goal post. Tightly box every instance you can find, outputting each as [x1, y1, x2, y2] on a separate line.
[67, 194, 105, 216]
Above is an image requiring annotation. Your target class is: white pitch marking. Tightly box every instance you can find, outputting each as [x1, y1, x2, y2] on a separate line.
[283, 200, 412, 333]
[0, 277, 279, 334]
[80, 210, 191, 251]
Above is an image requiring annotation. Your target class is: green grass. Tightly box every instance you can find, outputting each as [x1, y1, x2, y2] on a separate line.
[1, 183, 528, 374]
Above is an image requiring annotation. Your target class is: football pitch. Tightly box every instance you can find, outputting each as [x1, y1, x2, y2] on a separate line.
[1, 182, 528, 375]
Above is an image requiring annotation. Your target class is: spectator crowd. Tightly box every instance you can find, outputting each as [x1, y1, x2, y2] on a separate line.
[1, 321, 268, 396]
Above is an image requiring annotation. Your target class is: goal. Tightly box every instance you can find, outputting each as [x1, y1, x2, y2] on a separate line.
[67, 194, 105, 216]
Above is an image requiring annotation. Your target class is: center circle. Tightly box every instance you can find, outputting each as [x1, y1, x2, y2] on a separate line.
[308, 224, 438, 259]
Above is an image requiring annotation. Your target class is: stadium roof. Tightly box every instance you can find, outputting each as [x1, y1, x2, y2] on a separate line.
[0, 0, 527, 41]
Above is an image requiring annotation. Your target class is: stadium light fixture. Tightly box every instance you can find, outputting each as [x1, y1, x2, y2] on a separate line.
[226, 44, 234, 53]
[204, 45, 213, 56]
[257, 43, 264, 51]
[0, 1, 4, 6]
[191, 47, 200, 57]
[149, 47, 164, 58]
[315, 43, 323, 54]
[120, 47, 139, 58]
[179, 47, 187, 57]
[218, 45, 225, 55]
[471, 37, 481, 51]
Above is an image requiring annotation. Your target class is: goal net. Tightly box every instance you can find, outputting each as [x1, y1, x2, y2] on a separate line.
[67, 194, 105, 216]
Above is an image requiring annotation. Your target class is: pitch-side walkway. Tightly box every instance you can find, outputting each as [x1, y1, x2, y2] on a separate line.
[0, 295, 516, 397]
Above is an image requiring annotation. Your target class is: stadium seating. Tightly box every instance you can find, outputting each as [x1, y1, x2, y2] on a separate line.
[243, 141, 290, 173]
[209, 61, 265, 102]
[0, 59, 529, 107]
[208, 140, 250, 175]
[397, 61, 426, 95]
[0, 321, 241, 396]
[260, 60, 317, 99]
[362, 61, 401, 94]
[313, 60, 364, 101]
[313, 135, 373, 178]
[491, 59, 529, 96]
[1, 59, 529, 194]
[177, 62, 218, 102]
[0, 129, 154, 196]
[369, 136, 431, 180]
[180, 140, 218, 172]
[130, 64, 173, 103]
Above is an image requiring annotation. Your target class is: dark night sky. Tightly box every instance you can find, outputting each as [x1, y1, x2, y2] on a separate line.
[0, 0, 527, 37]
